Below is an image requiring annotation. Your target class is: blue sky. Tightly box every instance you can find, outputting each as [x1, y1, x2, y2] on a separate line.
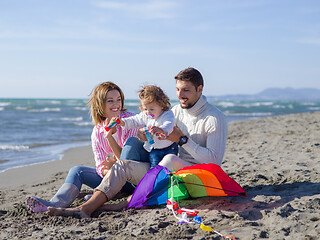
[0, 0, 319, 99]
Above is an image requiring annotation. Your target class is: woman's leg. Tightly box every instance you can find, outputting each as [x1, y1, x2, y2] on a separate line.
[26, 166, 102, 213]
[47, 190, 107, 218]
[65, 165, 102, 189]
[47, 160, 150, 218]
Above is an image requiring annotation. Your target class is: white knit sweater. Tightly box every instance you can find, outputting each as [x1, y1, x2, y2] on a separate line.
[172, 95, 228, 166]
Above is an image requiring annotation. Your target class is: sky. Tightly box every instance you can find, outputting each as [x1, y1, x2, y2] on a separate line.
[0, 0, 319, 100]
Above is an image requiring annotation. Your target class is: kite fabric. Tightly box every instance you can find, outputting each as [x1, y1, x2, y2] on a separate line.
[127, 163, 246, 209]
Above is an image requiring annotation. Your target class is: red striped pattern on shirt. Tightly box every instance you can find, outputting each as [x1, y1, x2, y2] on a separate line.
[91, 111, 138, 177]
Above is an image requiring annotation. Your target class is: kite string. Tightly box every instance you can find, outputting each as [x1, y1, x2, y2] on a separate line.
[168, 175, 191, 223]
[169, 175, 236, 240]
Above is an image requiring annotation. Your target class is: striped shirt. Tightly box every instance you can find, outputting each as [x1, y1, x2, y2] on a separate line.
[91, 111, 138, 177]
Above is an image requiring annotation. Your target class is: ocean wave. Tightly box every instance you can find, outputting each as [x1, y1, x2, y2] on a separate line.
[301, 102, 317, 106]
[0, 102, 11, 107]
[74, 107, 88, 111]
[308, 107, 320, 111]
[66, 100, 87, 106]
[216, 101, 275, 108]
[216, 102, 236, 108]
[272, 105, 287, 109]
[75, 122, 93, 126]
[15, 106, 28, 110]
[0, 145, 29, 151]
[29, 108, 61, 112]
[125, 102, 140, 106]
[225, 112, 273, 116]
[0, 107, 4, 111]
[240, 102, 274, 108]
[29, 143, 56, 148]
[60, 117, 83, 121]
[36, 100, 61, 105]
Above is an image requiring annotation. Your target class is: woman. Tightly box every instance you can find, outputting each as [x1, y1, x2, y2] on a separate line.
[26, 82, 142, 213]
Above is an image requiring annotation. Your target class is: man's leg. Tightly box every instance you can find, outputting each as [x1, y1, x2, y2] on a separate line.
[159, 154, 193, 172]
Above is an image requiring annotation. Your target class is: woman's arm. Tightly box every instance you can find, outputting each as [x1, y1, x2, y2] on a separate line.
[105, 126, 122, 159]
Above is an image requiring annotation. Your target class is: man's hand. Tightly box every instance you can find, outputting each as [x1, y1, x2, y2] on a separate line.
[165, 126, 184, 143]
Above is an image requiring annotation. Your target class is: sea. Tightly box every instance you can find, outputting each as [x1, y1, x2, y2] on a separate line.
[1, 98, 320, 173]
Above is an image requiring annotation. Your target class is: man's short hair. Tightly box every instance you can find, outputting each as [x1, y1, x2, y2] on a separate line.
[174, 67, 204, 88]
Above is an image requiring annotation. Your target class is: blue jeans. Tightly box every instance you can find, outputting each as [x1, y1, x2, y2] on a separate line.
[149, 142, 178, 168]
[65, 165, 102, 190]
[120, 137, 149, 163]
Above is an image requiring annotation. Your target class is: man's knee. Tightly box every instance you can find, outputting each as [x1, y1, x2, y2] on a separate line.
[159, 154, 191, 172]
[159, 154, 177, 167]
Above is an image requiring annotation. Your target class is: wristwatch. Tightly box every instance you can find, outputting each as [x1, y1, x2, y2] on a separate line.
[178, 136, 188, 146]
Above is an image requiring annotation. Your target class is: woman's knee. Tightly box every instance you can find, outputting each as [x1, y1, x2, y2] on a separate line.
[68, 165, 83, 176]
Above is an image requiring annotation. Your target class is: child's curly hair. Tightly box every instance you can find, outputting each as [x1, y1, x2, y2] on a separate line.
[138, 85, 171, 111]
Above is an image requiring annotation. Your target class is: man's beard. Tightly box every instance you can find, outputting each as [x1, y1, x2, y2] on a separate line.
[180, 101, 195, 109]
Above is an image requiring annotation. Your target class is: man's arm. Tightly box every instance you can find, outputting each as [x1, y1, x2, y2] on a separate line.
[167, 116, 228, 166]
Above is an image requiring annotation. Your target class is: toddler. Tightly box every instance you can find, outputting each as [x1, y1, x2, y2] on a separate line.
[118, 85, 178, 168]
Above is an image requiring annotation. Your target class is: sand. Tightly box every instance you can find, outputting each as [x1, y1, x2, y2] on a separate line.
[0, 112, 319, 240]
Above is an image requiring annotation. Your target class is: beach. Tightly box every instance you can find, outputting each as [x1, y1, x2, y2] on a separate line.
[0, 112, 319, 239]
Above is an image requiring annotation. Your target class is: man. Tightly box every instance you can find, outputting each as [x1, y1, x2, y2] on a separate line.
[47, 67, 228, 218]
[159, 67, 228, 171]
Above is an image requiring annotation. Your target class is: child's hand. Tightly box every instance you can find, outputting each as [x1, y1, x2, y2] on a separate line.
[149, 126, 166, 139]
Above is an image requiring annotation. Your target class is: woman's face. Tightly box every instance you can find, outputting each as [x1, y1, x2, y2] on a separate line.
[104, 90, 122, 119]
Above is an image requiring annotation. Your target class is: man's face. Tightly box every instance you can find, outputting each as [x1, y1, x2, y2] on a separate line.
[176, 80, 203, 109]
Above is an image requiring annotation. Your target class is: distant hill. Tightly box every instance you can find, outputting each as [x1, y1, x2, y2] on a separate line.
[209, 87, 320, 101]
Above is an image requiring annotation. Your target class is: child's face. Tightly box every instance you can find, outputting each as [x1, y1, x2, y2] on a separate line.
[140, 100, 163, 119]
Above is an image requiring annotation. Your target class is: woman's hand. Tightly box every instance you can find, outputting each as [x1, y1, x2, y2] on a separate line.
[101, 155, 117, 176]
[104, 117, 118, 139]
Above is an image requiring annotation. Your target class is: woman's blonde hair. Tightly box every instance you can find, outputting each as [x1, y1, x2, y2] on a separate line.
[138, 85, 170, 111]
[87, 82, 126, 125]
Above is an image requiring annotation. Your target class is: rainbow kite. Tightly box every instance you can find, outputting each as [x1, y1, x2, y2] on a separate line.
[127, 163, 246, 209]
